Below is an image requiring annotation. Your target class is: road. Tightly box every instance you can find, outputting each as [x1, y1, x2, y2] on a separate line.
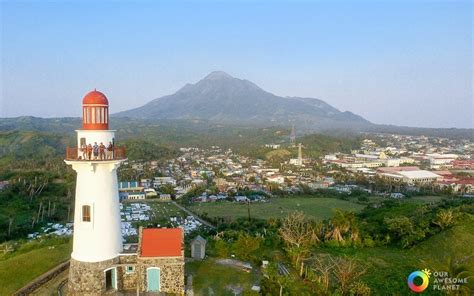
[171, 202, 216, 229]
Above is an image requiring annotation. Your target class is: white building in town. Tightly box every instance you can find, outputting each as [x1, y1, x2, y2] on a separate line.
[377, 167, 441, 185]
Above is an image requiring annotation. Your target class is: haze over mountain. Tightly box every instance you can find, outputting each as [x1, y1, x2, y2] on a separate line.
[114, 71, 371, 130]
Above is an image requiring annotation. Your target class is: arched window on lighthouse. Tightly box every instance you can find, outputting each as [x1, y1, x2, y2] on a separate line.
[82, 205, 91, 222]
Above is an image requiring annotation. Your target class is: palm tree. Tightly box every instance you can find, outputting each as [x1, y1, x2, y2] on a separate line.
[433, 208, 455, 230]
[325, 210, 358, 242]
[423, 256, 473, 295]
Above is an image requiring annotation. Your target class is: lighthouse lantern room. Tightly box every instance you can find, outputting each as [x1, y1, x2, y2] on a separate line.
[82, 89, 109, 130]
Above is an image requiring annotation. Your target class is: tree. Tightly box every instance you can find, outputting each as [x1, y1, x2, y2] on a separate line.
[279, 212, 319, 270]
[232, 233, 261, 261]
[433, 208, 455, 230]
[213, 239, 230, 258]
[332, 257, 367, 295]
[325, 210, 359, 243]
[422, 255, 474, 295]
[308, 256, 336, 295]
[384, 216, 425, 248]
[265, 262, 292, 296]
[160, 184, 176, 195]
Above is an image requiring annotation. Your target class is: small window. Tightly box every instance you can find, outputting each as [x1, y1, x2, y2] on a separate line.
[125, 266, 135, 273]
[82, 205, 91, 222]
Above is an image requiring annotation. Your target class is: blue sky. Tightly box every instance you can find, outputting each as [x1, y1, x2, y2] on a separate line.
[1, 0, 472, 128]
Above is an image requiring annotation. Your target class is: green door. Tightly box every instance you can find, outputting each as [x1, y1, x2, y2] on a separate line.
[105, 268, 117, 290]
[111, 268, 116, 289]
[147, 268, 160, 292]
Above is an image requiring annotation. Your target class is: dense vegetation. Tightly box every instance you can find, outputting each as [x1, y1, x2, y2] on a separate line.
[190, 196, 474, 295]
[0, 237, 71, 295]
[0, 170, 74, 242]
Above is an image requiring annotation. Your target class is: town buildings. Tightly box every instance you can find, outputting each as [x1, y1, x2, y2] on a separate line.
[376, 167, 441, 185]
[118, 132, 473, 205]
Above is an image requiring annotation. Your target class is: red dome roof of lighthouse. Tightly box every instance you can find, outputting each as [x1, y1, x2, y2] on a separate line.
[82, 89, 109, 105]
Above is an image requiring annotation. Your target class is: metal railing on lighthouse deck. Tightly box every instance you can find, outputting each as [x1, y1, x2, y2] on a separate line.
[66, 146, 126, 161]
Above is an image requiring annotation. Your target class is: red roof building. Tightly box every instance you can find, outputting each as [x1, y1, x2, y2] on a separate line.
[140, 228, 183, 257]
[452, 160, 474, 170]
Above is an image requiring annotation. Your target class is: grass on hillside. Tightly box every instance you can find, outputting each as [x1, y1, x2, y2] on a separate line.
[189, 197, 365, 221]
[0, 239, 71, 295]
[408, 195, 445, 204]
[312, 215, 474, 295]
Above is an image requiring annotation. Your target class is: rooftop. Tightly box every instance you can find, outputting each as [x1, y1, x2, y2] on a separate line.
[140, 228, 182, 257]
[82, 89, 109, 105]
[398, 170, 441, 179]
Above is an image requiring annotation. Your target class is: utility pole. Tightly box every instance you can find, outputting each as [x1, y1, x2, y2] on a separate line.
[247, 199, 251, 221]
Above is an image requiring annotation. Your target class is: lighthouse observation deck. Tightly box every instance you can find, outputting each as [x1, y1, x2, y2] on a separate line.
[66, 146, 126, 161]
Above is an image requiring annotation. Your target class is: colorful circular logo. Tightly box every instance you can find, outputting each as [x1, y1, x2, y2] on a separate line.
[408, 270, 430, 293]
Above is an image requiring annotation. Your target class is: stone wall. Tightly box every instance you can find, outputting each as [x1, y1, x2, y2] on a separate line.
[119, 254, 139, 291]
[137, 256, 185, 295]
[118, 254, 185, 294]
[68, 257, 119, 296]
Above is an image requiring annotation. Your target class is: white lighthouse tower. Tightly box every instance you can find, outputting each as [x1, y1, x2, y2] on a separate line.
[65, 90, 126, 294]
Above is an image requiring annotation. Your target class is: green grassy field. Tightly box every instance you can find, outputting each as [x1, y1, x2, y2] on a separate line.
[313, 215, 474, 295]
[189, 197, 365, 221]
[0, 239, 71, 295]
[408, 195, 445, 204]
[365, 195, 445, 205]
[186, 259, 259, 295]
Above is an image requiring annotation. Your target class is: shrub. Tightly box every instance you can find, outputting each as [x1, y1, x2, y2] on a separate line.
[213, 239, 230, 258]
[349, 281, 371, 296]
[363, 237, 375, 248]
[324, 239, 341, 248]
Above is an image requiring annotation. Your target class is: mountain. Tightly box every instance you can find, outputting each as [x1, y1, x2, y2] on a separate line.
[114, 71, 371, 130]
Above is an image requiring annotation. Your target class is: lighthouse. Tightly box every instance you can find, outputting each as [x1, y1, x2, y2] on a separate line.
[65, 90, 126, 294]
[65, 90, 185, 295]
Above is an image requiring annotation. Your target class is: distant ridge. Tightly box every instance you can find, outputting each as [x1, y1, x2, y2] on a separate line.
[114, 71, 371, 130]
